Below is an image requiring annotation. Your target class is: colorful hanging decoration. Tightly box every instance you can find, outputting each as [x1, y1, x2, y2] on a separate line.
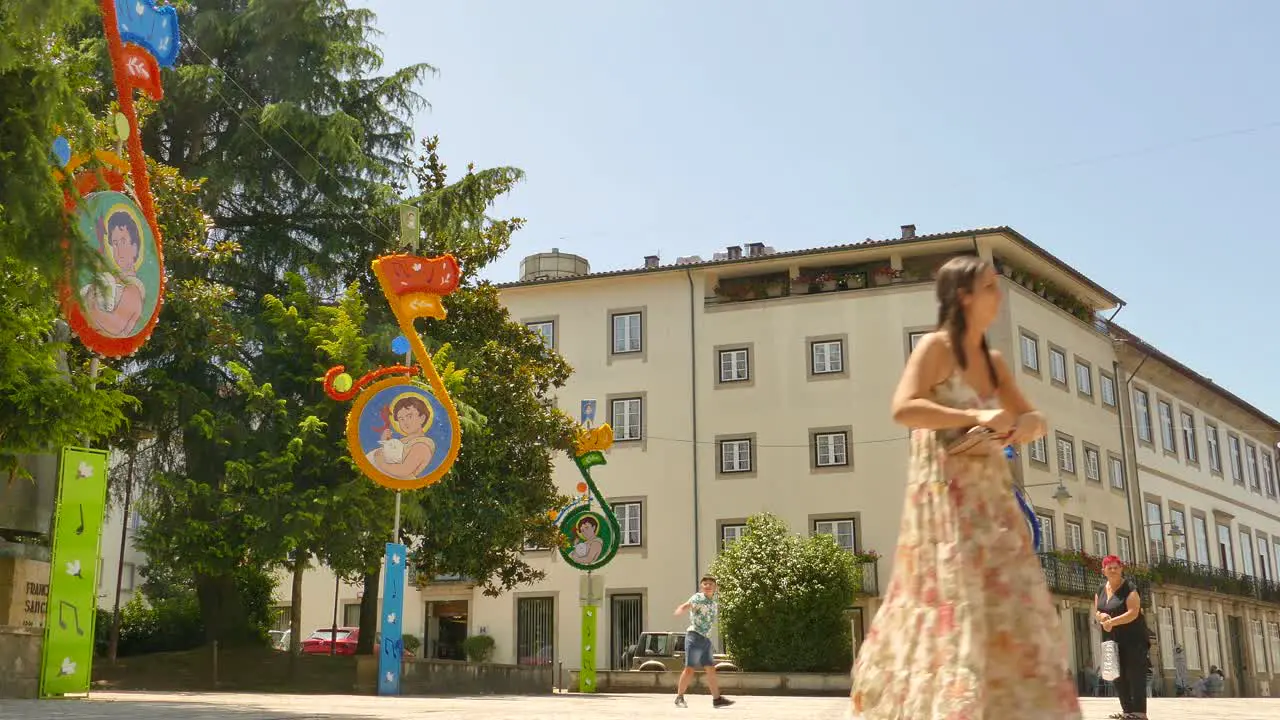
[554, 424, 622, 571]
[56, 0, 179, 358]
[323, 254, 463, 491]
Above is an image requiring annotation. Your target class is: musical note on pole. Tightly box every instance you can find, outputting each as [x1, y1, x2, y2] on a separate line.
[74, 505, 85, 536]
[58, 601, 85, 636]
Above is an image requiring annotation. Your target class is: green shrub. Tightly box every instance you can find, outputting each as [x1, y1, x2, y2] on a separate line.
[462, 633, 496, 663]
[92, 592, 205, 658]
[402, 634, 421, 656]
[710, 513, 860, 672]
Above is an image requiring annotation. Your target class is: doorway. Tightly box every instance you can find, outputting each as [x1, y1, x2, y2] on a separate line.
[516, 596, 555, 666]
[430, 599, 468, 660]
[610, 594, 643, 669]
[1226, 615, 1246, 697]
[1071, 609, 1093, 693]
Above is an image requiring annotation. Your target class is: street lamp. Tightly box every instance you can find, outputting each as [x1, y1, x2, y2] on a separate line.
[1143, 521, 1185, 561]
[1023, 480, 1073, 504]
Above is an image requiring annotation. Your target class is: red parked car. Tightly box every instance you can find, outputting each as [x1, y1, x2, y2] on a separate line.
[300, 627, 413, 658]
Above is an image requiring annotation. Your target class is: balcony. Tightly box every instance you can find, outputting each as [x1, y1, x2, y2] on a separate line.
[1139, 558, 1280, 604]
[706, 260, 940, 307]
[853, 552, 880, 597]
[1037, 552, 1153, 607]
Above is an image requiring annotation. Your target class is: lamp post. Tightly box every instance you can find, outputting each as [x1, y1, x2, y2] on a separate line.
[1022, 480, 1073, 505]
[1143, 521, 1185, 562]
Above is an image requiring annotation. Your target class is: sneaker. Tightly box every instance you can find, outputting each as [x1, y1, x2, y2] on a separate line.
[675, 695, 687, 708]
[713, 696, 735, 708]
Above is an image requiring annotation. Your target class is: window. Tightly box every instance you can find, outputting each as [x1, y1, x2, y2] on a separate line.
[122, 562, 135, 591]
[1269, 622, 1280, 673]
[814, 518, 857, 552]
[1274, 539, 1280, 581]
[1056, 434, 1076, 474]
[810, 340, 844, 375]
[1260, 539, 1271, 582]
[1134, 390, 1153, 443]
[1020, 333, 1039, 371]
[1049, 348, 1067, 385]
[342, 603, 361, 627]
[1075, 360, 1092, 397]
[1117, 534, 1134, 564]
[1065, 520, 1083, 552]
[1092, 526, 1109, 556]
[720, 524, 746, 550]
[611, 312, 641, 354]
[1251, 620, 1267, 676]
[1182, 610, 1202, 670]
[1029, 436, 1048, 465]
[908, 331, 928, 354]
[719, 438, 752, 473]
[1193, 515, 1211, 568]
[1245, 442, 1260, 492]
[1204, 613, 1223, 671]
[610, 397, 642, 441]
[1109, 454, 1126, 490]
[1158, 400, 1176, 454]
[1037, 514, 1056, 551]
[1146, 501, 1165, 560]
[612, 501, 642, 547]
[526, 320, 554, 349]
[1158, 607, 1176, 669]
[1169, 508, 1187, 561]
[1181, 411, 1198, 464]
[1084, 446, 1101, 481]
[718, 348, 749, 383]
[1228, 434, 1243, 484]
[1100, 372, 1117, 407]
[814, 431, 849, 468]
[1262, 452, 1277, 497]
[1206, 422, 1222, 473]
[1217, 524, 1235, 572]
[1239, 531, 1256, 576]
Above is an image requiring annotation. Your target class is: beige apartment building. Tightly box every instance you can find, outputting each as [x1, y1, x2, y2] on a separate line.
[263, 225, 1280, 695]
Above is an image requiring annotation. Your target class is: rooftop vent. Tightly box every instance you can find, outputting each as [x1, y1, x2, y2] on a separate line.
[726, 246, 743, 260]
[676, 255, 704, 265]
[901, 224, 916, 239]
[746, 242, 765, 257]
[643, 255, 660, 269]
[519, 249, 591, 281]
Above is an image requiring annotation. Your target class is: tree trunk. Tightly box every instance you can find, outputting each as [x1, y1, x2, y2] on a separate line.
[195, 571, 249, 646]
[356, 568, 380, 655]
[289, 551, 307, 654]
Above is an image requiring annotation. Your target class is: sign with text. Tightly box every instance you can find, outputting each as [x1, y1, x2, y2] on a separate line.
[40, 446, 109, 697]
[377, 542, 407, 696]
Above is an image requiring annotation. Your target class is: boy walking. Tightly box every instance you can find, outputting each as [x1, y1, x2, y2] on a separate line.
[674, 575, 734, 708]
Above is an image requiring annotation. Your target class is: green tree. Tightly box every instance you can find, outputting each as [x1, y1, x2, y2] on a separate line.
[710, 513, 860, 673]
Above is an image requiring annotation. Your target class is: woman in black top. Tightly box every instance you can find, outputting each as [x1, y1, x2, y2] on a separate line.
[1094, 555, 1150, 719]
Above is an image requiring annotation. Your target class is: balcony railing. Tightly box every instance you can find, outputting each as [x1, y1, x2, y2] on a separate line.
[1142, 558, 1280, 603]
[1037, 552, 1152, 607]
[854, 555, 880, 597]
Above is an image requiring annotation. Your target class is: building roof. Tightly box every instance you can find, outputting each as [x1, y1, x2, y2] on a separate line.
[1110, 323, 1280, 435]
[497, 225, 1124, 306]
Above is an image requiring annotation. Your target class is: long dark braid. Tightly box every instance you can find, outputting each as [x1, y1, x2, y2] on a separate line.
[936, 255, 998, 389]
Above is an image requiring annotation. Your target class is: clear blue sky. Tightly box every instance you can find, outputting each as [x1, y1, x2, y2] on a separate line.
[356, 1, 1280, 421]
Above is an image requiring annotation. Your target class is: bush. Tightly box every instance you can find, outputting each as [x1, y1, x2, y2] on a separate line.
[403, 634, 421, 656]
[710, 513, 860, 672]
[92, 592, 205, 658]
[462, 633, 496, 663]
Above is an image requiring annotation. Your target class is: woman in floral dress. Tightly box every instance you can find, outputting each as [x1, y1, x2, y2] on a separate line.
[851, 255, 1081, 719]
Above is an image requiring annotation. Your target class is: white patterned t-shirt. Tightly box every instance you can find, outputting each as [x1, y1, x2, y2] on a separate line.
[686, 592, 717, 636]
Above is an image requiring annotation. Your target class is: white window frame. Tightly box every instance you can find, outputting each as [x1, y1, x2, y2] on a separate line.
[1239, 530, 1255, 577]
[1020, 333, 1039, 371]
[613, 501, 642, 547]
[1084, 447, 1100, 481]
[1029, 436, 1048, 464]
[1206, 422, 1222, 473]
[1181, 411, 1198, 464]
[1262, 451, 1277, 498]
[718, 348, 749, 383]
[1109, 455, 1126, 490]
[1049, 348, 1067, 384]
[1056, 435, 1076, 474]
[1117, 534, 1134, 564]
[720, 438, 752, 473]
[611, 312, 642, 354]
[526, 320, 555, 350]
[1100, 373, 1117, 407]
[1251, 620, 1267, 676]
[1181, 609, 1202, 671]
[1193, 515, 1212, 568]
[1158, 400, 1176, 453]
[720, 523, 746, 550]
[908, 331, 928, 354]
[1158, 606, 1176, 669]
[1037, 514, 1056, 551]
[1065, 520, 1083, 552]
[611, 397, 642, 441]
[1268, 621, 1280, 673]
[1228, 434, 1244, 483]
[810, 340, 844, 375]
[1075, 361, 1092, 396]
[1146, 501, 1165, 561]
[1217, 524, 1235, 573]
[1135, 390, 1153, 443]
[1204, 612, 1223, 671]
[1245, 443, 1260, 491]
[1259, 540, 1272, 582]
[814, 518, 857, 552]
[1170, 508, 1187, 561]
[814, 431, 849, 468]
[1092, 527, 1109, 556]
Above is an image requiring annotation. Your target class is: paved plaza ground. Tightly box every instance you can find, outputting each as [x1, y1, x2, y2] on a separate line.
[0, 691, 1277, 719]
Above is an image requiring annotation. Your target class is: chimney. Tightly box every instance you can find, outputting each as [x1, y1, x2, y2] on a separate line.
[727, 246, 743, 260]
[746, 242, 765, 257]
[900, 224, 916, 240]
[643, 255, 660, 269]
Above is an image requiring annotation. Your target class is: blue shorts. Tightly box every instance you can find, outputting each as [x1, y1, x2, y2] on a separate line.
[684, 631, 714, 668]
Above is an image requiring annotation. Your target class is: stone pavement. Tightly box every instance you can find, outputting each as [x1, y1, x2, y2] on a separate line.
[0, 691, 1276, 719]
